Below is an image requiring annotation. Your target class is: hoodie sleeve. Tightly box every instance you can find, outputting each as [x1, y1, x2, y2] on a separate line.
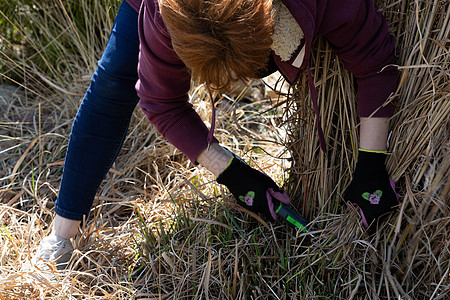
[136, 0, 212, 162]
[319, 0, 398, 117]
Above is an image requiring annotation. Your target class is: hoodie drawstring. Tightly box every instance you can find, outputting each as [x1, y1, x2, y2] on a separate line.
[207, 86, 215, 149]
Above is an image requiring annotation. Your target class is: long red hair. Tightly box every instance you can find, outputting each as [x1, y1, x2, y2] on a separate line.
[159, 0, 274, 92]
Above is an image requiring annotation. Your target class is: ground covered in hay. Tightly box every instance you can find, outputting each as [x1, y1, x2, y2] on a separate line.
[0, 0, 449, 299]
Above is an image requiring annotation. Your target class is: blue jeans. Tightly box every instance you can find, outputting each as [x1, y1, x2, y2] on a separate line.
[55, 1, 140, 220]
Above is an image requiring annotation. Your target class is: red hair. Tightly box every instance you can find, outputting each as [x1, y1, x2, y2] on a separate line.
[159, 0, 274, 92]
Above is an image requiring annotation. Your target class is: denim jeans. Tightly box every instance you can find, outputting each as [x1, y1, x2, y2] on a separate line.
[55, 1, 140, 220]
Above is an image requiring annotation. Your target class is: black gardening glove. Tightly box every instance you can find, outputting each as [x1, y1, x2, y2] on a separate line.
[344, 150, 399, 230]
[216, 155, 290, 221]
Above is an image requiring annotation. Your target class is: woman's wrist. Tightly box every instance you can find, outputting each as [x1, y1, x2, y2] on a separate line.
[359, 117, 390, 151]
[197, 142, 233, 177]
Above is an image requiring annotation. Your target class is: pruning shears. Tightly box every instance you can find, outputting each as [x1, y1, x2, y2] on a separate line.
[275, 201, 316, 238]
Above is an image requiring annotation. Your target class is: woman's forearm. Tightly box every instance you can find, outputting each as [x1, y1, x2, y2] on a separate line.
[197, 142, 233, 177]
[359, 117, 390, 151]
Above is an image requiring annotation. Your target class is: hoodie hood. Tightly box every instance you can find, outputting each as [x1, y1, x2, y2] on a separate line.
[272, 0, 304, 62]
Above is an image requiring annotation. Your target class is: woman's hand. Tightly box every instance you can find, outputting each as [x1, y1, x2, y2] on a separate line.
[348, 117, 398, 230]
[216, 154, 290, 221]
[198, 143, 290, 220]
[344, 150, 398, 230]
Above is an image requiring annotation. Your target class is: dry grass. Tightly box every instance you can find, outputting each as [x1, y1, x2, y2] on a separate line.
[0, 0, 449, 299]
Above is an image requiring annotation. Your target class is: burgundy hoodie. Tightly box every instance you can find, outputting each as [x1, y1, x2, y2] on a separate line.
[126, 0, 398, 162]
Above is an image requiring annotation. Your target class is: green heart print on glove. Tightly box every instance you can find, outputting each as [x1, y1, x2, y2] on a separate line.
[362, 190, 383, 204]
[239, 191, 255, 206]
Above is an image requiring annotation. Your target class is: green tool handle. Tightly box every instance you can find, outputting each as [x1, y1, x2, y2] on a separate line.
[275, 202, 315, 238]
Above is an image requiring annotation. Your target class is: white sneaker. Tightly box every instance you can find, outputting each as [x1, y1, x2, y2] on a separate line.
[33, 234, 74, 271]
